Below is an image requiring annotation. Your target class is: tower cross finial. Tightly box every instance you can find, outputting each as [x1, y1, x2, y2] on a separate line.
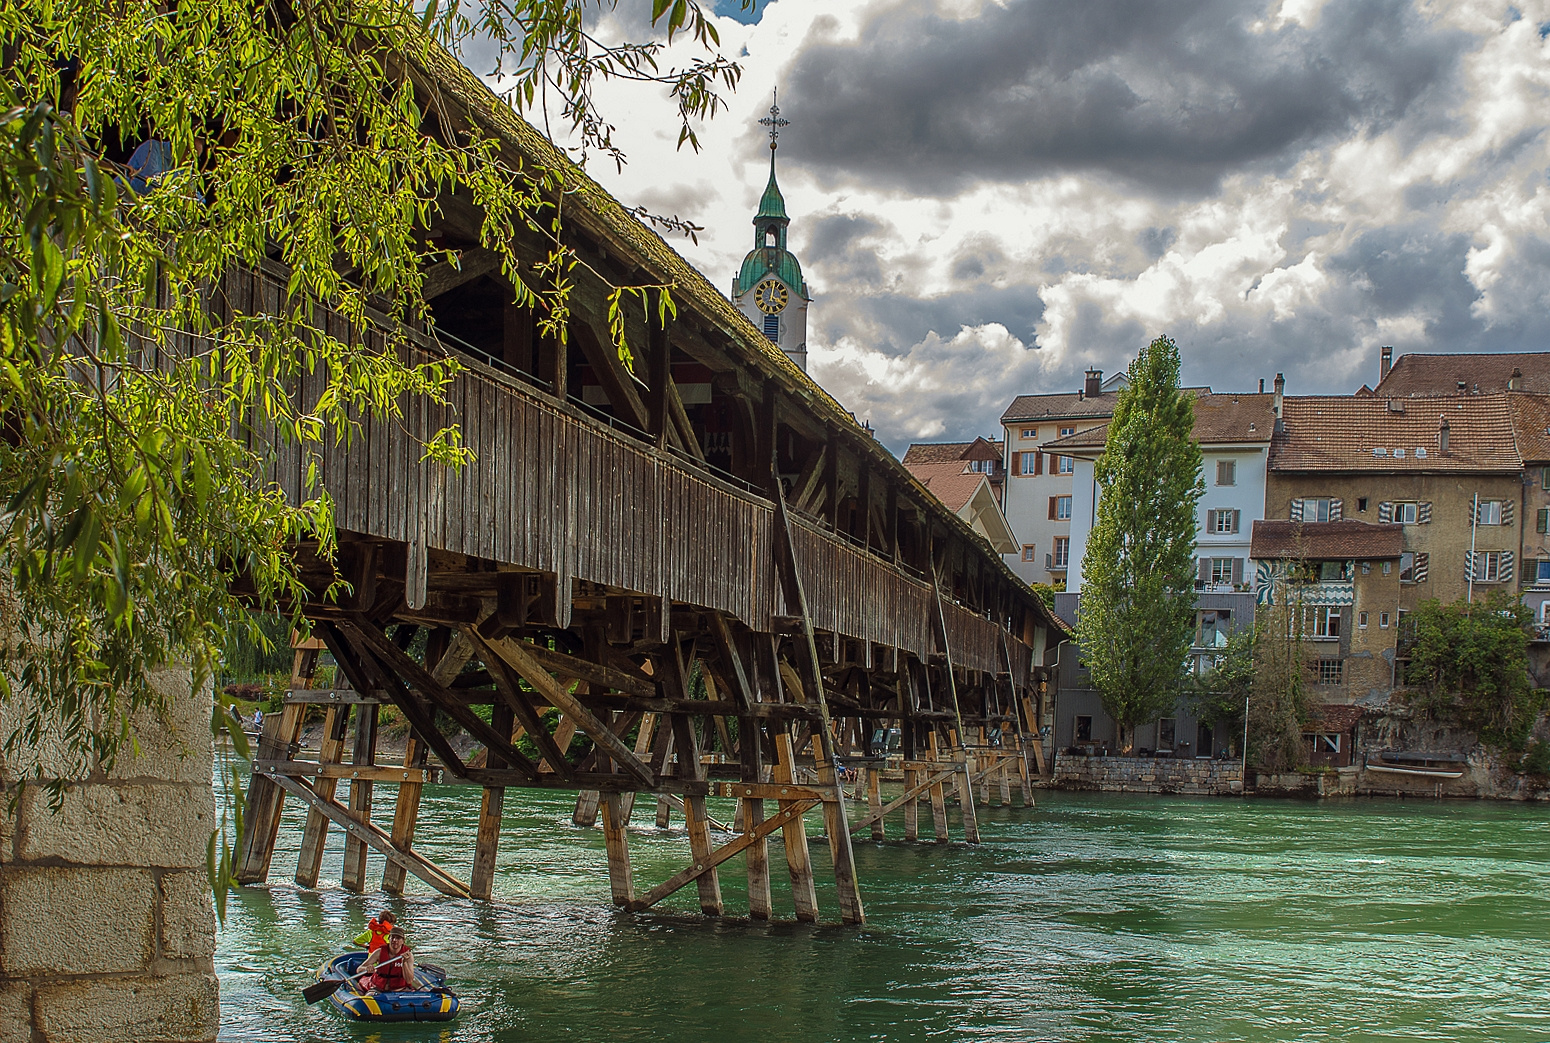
[757, 88, 790, 151]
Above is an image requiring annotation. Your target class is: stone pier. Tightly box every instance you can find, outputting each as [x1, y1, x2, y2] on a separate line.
[1054, 755, 1245, 795]
[0, 668, 220, 1043]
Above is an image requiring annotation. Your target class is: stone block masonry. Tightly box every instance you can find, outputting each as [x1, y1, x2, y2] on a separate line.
[0, 667, 219, 1043]
[1054, 755, 1245, 796]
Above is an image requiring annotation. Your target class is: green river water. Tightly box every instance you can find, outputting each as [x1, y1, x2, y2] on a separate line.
[215, 786, 1550, 1043]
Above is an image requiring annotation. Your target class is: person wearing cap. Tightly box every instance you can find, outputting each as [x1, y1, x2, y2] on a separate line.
[356, 926, 416, 994]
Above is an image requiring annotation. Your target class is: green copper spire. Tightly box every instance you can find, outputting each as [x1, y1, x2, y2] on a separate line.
[757, 149, 788, 222]
[735, 90, 807, 300]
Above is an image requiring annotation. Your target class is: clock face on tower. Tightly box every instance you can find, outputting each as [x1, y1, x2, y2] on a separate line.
[754, 278, 788, 314]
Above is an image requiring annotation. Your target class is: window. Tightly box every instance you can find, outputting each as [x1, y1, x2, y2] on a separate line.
[1358, 497, 1369, 512]
[967, 458, 993, 474]
[1158, 718, 1177, 749]
[1380, 612, 1391, 628]
[1303, 498, 1333, 522]
[1479, 500, 1502, 526]
[1538, 508, 1549, 534]
[1197, 610, 1230, 648]
[1318, 560, 1349, 581]
[1393, 501, 1418, 524]
[1317, 659, 1343, 685]
[1310, 733, 1342, 753]
[762, 312, 779, 341]
[1021, 544, 1037, 562]
[1210, 557, 1235, 585]
[1358, 611, 1369, 628]
[1021, 427, 1037, 438]
[1382, 561, 1392, 575]
[1014, 451, 1043, 477]
[1478, 550, 1503, 582]
[1052, 537, 1070, 569]
[1400, 551, 1415, 583]
[1056, 496, 1072, 520]
[1538, 560, 1550, 583]
[1060, 426, 1075, 437]
[1310, 606, 1341, 638]
[764, 229, 777, 247]
[1057, 455, 1074, 474]
[1212, 509, 1237, 534]
[1216, 460, 1236, 486]
[1075, 715, 1093, 742]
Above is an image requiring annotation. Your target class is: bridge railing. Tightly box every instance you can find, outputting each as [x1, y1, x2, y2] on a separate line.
[228, 264, 1026, 675]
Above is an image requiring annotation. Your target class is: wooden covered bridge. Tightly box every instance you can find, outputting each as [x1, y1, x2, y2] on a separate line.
[234, 49, 1065, 925]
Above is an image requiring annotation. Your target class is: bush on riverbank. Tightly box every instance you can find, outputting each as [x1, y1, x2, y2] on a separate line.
[1404, 593, 1543, 750]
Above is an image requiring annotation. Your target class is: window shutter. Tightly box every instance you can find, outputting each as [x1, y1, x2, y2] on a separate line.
[1463, 551, 1474, 582]
[1502, 551, 1515, 583]
[1034, 451, 1043, 476]
[1502, 500, 1515, 526]
[1290, 499, 1303, 522]
[1048, 496, 1058, 520]
[1329, 498, 1343, 521]
[1377, 501, 1393, 523]
[1232, 509, 1242, 534]
[1231, 557, 1244, 585]
[1418, 501, 1432, 524]
[1539, 508, 1549, 534]
[1414, 552, 1429, 583]
[1197, 557, 1209, 584]
[1206, 509, 1217, 531]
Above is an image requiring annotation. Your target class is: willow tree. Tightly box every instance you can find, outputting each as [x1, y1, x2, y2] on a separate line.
[0, 3, 742, 827]
[1075, 336, 1203, 752]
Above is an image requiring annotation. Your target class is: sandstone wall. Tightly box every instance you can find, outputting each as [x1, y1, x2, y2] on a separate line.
[1054, 755, 1245, 795]
[0, 668, 219, 1043]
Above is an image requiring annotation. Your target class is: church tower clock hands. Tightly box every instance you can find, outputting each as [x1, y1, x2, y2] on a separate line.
[733, 90, 811, 372]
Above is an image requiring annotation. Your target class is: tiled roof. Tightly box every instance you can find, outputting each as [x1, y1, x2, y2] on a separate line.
[902, 461, 989, 514]
[1270, 395, 1521, 472]
[1001, 386, 1211, 423]
[1250, 520, 1404, 561]
[1506, 393, 1550, 464]
[902, 437, 1002, 465]
[1309, 703, 1365, 732]
[1377, 352, 1550, 397]
[1041, 392, 1275, 450]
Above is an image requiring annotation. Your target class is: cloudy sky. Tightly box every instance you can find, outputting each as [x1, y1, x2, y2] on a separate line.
[490, 0, 1550, 456]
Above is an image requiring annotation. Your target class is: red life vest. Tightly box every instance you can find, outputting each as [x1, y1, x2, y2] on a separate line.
[365, 919, 392, 954]
[368, 946, 412, 992]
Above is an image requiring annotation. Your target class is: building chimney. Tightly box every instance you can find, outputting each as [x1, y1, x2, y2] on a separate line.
[1273, 372, 1285, 431]
[1439, 417, 1450, 455]
[1259, 378, 1265, 393]
[1510, 366, 1522, 391]
[1084, 368, 1102, 398]
[1380, 346, 1393, 383]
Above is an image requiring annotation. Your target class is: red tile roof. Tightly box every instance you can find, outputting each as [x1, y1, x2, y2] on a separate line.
[902, 461, 991, 514]
[1377, 351, 1550, 397]
[902, 437, 1002, 465]
[1309, 703, 1365, 732]
[1001, 386, 1211, 424]
[1270, 394, 1521, 473]
[1041, 392, 1275, 450]
[1250, 520, 1404, 561]
[1507, 392, 1550, 464]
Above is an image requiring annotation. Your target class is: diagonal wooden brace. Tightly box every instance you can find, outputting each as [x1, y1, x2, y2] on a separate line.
[848, 766, 961, 836]
[631, 798, 820, 911]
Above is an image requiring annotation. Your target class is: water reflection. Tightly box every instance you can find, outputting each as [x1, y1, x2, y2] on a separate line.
[217, 788, 1550, 1043]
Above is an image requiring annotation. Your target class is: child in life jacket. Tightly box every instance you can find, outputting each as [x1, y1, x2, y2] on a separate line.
[354, 910, 395, 953]
[356, 927, 416, 994]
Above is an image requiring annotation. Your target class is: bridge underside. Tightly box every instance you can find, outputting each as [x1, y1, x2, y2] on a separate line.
[235, 507, 1050, 925]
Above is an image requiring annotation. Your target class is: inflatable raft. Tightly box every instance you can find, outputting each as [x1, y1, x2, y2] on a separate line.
[315, 952, 460, 1022]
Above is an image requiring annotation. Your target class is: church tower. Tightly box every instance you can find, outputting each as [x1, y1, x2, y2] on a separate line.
[733, 92, 811, 371]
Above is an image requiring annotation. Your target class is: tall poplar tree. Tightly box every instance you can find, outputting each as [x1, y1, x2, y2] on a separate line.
[1075, 336, 1203, 751]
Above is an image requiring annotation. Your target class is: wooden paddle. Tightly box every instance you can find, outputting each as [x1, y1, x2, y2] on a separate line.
[303, 950, 410, 1004]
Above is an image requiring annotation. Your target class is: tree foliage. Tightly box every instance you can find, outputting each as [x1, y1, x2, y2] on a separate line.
[1405, 592, 1542, 749]
[1075, 335, 1203, 750]
[1188, 623, 1254, 746]
[1246, 598, 1311, 770]
[0, 0, 748, 913]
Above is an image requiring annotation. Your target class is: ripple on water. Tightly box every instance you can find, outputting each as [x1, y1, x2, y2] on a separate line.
[217, 788, 1550, 1043]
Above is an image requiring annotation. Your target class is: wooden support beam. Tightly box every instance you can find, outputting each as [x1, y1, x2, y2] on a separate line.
[707, 611, 755, 712]
[848, 766, 960, 836]
[476, 630, 655, 786]
[867, 765, 884, 841]
[268, 774, 470, 898]
[234, 702, 306, 884]
[382, 735, 429, 895]
[507, 641, 658, 699]
[469, 701, 514, 900]
[772, 731, 819, 923]
[340, 703, 378, 892]
[665, 374, 705, 460]
[259, 760, 428, 784]
[294, 705, 351, 888]
[478, 644, 574, 781]
[927, 731, 950, 843]
[631, 797, 820, 912]
[422, 247, 502, 299]
[601, 792, 636, 907]
[572, 321, 651, 432]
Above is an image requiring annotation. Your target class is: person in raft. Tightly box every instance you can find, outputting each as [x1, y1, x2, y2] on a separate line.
[357, 910, 395, 953]
[356, 927, 416, 994]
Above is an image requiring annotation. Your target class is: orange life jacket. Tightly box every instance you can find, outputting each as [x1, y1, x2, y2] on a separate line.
[366, 919, 393, 953]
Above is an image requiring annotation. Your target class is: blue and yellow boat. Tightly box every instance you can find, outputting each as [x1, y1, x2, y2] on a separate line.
[315, 952, 460, 1022]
